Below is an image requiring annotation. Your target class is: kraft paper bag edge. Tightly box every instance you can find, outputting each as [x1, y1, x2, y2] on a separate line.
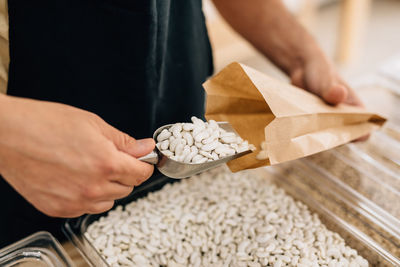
[203, 62, 387, 172]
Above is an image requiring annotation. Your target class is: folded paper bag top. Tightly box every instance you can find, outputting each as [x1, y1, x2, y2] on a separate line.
[203, 62, 386, 172]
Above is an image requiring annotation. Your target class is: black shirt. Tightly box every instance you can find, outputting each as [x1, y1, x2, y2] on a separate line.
[0, 0, 213, 247]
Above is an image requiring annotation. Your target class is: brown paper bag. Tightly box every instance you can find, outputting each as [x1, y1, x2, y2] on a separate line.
[203, 62, 386, 172]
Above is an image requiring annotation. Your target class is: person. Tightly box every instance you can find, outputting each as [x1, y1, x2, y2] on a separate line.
[0, 0, 363, 247]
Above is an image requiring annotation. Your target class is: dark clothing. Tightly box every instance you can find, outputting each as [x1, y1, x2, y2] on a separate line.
[0, 0, 212, 247]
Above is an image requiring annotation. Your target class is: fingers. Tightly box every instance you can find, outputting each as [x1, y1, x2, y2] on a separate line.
[125, 138, 156, 158]
[290, 68, 347, 105]
[86, 200, 115, 214]
[97, 182, 134, 201]
[96, 121, 155, 185]
[54, 182, 130, 216]
[108, 150, 154, 186]
[290, 67, 363, 107]
[77, 179, 134, 201]
[38, 181, 127, 216]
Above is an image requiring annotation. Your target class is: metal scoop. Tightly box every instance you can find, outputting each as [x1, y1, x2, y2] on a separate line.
[138, 122, 252, 179]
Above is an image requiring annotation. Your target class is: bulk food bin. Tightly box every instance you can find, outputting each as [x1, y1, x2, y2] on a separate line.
[63, 163, 400, 266]
[355, 75, 400, 126]
[0, 231, 75, 267]
[296, 126, 400, 265]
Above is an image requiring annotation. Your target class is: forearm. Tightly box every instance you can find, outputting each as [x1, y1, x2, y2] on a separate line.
[212, 0, 324, 75]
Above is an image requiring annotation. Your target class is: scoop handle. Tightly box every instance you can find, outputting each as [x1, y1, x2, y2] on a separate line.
[138, 149, 159, 164]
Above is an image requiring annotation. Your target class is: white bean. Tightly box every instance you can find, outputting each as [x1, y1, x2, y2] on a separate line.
[161, 150, 174, 157]
[220, 131, 235, 138]
[211, 152, 219, 160]
[195, 142, 203, 148]
[260, 141, 267, 150]
[183, 123, 195, 131]
[194, 131, 209, 143]
[160, 139, 169, 150]
[208, 120, 218, 130]
[237, 145, 249, 153]
[192, 155, 207, 164]
[191, 116, 205, 128]
[175, 143, 184, 156]
[169, 138, 181, 152]
[201, 140, 219, 152]
[221, 135, 237, 144]
[202, 131, 219, 144]
[192, 126, 204, 137]
[199, 150, 213, 159]
[256, 150, 268, 160]
[170, 124, 182, 138]
[215, 145, 235, 156]
[183, 132, 194, 146]
[192, 154, 204, 163]
[184, 150, 197, 163]
[157, 129, 171, 142]
[181, 146, 190, 158]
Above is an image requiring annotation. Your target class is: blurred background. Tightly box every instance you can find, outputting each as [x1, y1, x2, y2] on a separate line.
[203, 0, 400, 85]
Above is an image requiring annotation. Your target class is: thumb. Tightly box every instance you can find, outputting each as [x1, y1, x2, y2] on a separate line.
[120, 138, 156, 158]
[102, 125, 155, 158]
[322, 84, 348, 105]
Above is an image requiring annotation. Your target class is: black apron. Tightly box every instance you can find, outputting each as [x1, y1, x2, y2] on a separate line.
[0, 0, 213, 247]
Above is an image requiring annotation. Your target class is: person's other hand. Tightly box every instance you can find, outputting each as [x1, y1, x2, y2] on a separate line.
[289, 53, 368, 141]
[0, 95, 155, 217]
[290, 52, 363, 107]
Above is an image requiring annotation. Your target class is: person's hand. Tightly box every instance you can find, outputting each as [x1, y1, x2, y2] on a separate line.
[289, 52, 369, 141]
[0, 95, 155, 217]
[213, 0, 363, 107]
[289, 51, 363, 107]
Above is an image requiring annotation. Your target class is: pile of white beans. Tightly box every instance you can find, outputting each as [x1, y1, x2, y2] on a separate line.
[155, 116, 254, 164]
[85, 167, 368, 267]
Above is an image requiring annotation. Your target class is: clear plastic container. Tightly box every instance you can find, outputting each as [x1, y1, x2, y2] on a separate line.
[271, 161, 399, 266]
[382, 122, 400, 142]
[63, 167, 400, 266]
[355, 77, 400, 125]
[304, 133, 400, 223]
[0, 231, 75, 267]
[299, 127, 400, 266]
[349, 129, 400, 178]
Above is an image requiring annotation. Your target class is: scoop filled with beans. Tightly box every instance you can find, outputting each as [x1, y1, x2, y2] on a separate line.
[156, 116, 255, 164]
